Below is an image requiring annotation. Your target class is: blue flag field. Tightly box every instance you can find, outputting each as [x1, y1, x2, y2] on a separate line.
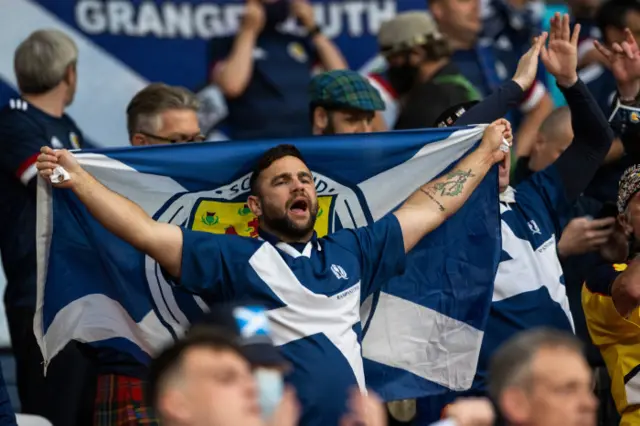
[35, 126, 501, 401]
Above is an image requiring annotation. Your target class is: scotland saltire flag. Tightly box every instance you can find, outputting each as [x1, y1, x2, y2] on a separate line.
[35, 126, 500, 400]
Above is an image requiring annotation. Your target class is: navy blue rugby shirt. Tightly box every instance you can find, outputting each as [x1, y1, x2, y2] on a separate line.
[415, 77, 615, 425]
[447, 77, 613, 388]
[0, 98, 83, 309]
[174, 214, 406, 426]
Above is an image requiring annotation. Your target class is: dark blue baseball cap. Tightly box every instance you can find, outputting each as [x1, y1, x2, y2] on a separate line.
[193, 303, 288, 368]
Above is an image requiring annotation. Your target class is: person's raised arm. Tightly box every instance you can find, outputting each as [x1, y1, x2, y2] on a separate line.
[291, 0, 347, 71]
[213, 0, 264, 98]
[394, 119, 510, 253]
[456, 33, 547, 126]
[611, 259, 640, 317]
[537, 13, 614, 202]
[36, 147, 183, 278]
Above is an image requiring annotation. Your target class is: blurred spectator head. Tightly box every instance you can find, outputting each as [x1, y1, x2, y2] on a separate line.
[127, 83, 203, 146]
[308, 70, 385, 135]
[528, 107, 573, 172]
[147, 327, 263, 426]
[596, 0, 640, 45]
[14, 29, 78, 106]
[195, 304, 289, 420]
[567, 0, 602, 19]
[489, 328, 597, 426]
[429, 0, 481, 47]
[247, 144, 318, 241]
[378, 11, 451, 94]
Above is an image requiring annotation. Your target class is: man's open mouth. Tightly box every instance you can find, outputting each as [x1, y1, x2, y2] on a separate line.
[289, 197, 309, 214]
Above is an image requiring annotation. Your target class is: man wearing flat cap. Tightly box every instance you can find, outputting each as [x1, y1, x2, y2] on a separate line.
[308, 69, 386, 135]
[377, 11, 480, 130]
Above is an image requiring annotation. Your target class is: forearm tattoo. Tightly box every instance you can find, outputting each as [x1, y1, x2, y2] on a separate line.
[419, 169, 476, 211]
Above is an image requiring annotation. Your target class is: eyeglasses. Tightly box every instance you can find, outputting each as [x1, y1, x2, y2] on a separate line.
[139, 131, 206, 144]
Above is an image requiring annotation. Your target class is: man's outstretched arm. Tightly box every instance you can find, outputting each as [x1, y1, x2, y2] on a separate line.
[394, 120, 509, 253]
[36, 147, 184, 278]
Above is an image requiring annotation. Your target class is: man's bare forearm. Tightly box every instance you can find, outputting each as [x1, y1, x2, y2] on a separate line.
[411, 149, 492, 215]
[311, 33, 347, 71]
[395, 147, 494, 252]
[215, 29, 258, 97]
[71, 169, 157, 253]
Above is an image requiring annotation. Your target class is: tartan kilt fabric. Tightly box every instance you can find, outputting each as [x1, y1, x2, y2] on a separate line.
[94, 374, 160, 426]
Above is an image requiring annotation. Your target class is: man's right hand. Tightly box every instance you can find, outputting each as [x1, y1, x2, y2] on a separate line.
[478, 119, 512, 165]
[36, 146, 82, 189]
[242, 0, 265, 34]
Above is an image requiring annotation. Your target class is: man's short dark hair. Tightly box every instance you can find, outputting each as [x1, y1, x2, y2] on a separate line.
[596, 0, 640, 43]
[146, 326, 243, 410]
[249, 144, 307, 196]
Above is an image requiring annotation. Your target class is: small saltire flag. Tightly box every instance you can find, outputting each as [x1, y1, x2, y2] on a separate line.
[35, 126, 500, 400]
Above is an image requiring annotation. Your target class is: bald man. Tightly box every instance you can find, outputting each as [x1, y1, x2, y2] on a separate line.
[513, 107, 573, 183]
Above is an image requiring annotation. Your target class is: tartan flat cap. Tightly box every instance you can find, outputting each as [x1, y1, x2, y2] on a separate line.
[309, 70, 385, 112]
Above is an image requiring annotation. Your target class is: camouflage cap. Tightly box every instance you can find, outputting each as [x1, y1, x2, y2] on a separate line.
[308, 69, 385, 112]
[618, 164, 640, 213]
[378, 11, 443, 55]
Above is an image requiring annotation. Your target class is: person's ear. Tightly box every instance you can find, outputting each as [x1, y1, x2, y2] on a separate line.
[619, 212, 633, 236]
[500, 387, 531, 424]
[247, 195, 262, 217]
[131, 134, 149, 146]
[313, 106, 329, 132]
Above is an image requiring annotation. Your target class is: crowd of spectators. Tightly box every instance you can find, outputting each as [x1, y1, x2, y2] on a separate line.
[3, 0, 640, 425]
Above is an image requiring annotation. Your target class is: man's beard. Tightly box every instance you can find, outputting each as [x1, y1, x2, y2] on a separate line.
[261, 200, 319, 241]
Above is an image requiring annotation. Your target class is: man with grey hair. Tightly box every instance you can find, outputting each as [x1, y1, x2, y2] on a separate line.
[0, 29, 94, 425]
[489, 328, 597, 426]
[126, 83, 204, 146]
[89, 83, 204, 426]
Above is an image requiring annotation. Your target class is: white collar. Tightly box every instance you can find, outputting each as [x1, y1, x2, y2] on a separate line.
[499, 186, 516, 204]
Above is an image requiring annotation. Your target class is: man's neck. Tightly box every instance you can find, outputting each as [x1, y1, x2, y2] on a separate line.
[443, 31, 476, 51]
[22, 90, 66, 118]
[417, 59, 449, 83]
[259, 224, 313, 245]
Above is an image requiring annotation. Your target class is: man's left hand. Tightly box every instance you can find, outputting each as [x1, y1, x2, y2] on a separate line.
[541, 12, 579, 87]
[291, 0, 316, 31]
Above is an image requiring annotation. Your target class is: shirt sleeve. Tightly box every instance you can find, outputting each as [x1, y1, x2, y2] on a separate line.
[456, 79, 524, 126]
[0, 111, 48, 188]
[519, 79, 547, 113]
[327, 214, 406, 298]
[552, 79, 615, 203]
[172, 228, 236, 299]
[583, 263, 636, 345]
